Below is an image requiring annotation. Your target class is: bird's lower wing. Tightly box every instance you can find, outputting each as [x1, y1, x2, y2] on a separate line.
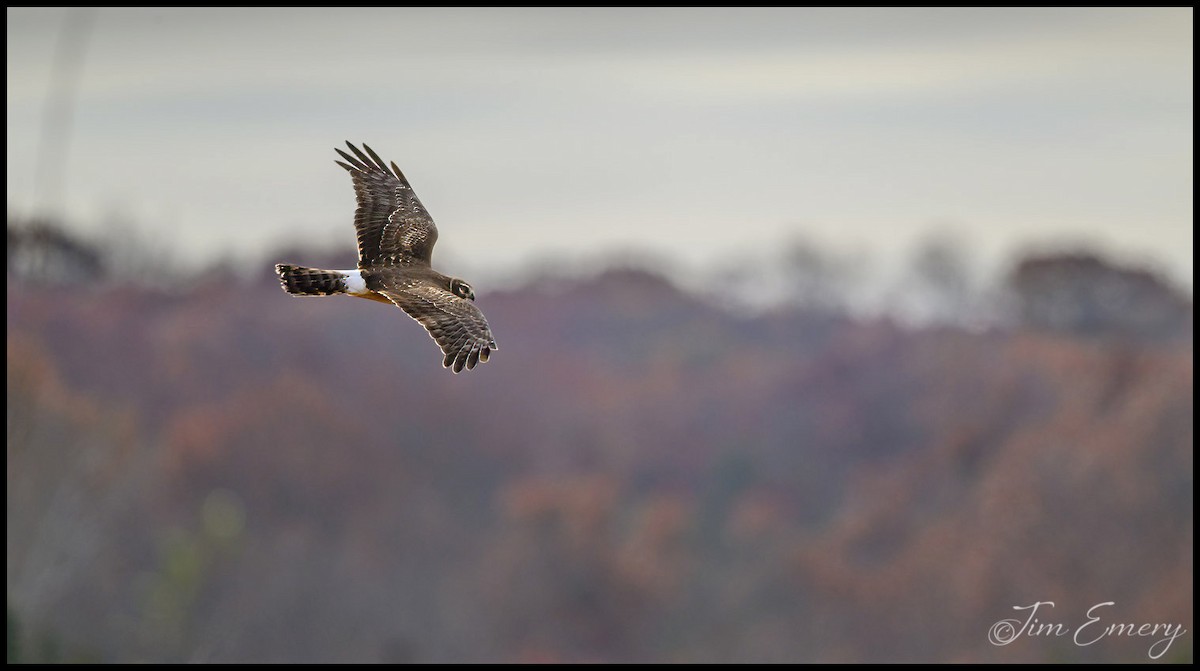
[378, 284, 497, 373]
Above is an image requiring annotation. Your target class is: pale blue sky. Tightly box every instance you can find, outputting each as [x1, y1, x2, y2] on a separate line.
[6, 7, 1193, 291]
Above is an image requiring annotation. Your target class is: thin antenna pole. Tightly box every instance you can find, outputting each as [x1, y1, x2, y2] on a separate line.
[33, 7, 96, 221]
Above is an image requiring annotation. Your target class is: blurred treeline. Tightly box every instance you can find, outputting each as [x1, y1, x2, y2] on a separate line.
[6, 217, 1193, 662]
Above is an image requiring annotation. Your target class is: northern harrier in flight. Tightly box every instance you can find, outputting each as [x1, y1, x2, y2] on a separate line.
[275, 142, 497, 372]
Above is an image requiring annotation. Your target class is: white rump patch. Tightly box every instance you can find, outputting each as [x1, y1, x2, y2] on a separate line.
[339, 269, 369, 295]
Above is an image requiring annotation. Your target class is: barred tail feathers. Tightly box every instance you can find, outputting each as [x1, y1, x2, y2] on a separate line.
[275, 264, 349, 296]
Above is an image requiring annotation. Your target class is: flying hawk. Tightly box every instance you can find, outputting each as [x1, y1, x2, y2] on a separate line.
[275, 142, 497, 372]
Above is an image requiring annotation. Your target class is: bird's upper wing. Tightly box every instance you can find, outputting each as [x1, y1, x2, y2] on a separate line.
[377, 282, 498, 373]
[335, 142, 438, 268]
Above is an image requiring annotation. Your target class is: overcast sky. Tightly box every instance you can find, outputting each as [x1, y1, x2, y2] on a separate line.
[6, 7, 1194, 291]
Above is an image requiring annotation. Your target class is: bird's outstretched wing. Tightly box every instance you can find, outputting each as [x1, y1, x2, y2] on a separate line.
[335, 142, 438, 268]
[377, 282, 498, 373]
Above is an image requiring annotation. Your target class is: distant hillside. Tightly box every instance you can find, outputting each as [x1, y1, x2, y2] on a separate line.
[6, 260, 1193, 663]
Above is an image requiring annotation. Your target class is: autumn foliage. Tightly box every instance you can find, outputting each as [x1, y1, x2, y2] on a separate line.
[6, 237, 1193, 662]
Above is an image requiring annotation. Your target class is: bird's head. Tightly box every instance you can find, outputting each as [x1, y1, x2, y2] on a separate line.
[450, 278, 475, 301]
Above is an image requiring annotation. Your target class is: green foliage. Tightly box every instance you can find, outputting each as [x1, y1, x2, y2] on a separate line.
[7, 606, 17, 664]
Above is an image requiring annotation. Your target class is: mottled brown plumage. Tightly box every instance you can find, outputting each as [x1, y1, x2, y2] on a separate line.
[275, 142, 497, 373]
